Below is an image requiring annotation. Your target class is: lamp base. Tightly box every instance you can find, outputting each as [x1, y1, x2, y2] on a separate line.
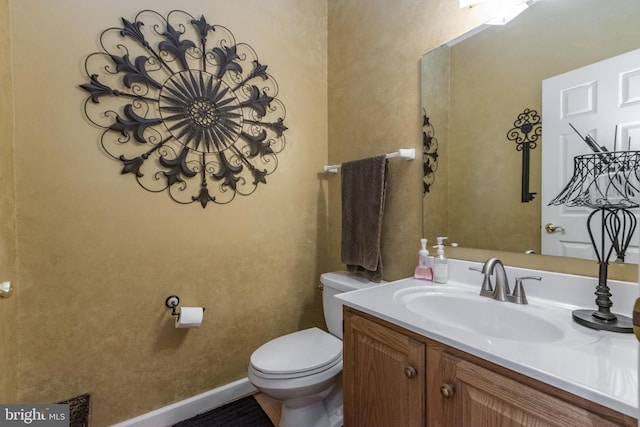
[572, 309, 633, 333]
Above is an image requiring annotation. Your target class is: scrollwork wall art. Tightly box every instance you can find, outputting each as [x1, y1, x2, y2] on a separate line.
[80, 10, 288, 207]
[422, 110, 439, 194]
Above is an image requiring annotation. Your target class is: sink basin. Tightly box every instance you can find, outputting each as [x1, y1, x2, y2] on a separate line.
[394, 287, 602, 345]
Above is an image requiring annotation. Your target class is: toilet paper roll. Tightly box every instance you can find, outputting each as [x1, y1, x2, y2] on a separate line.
[175, 307, 204, 328]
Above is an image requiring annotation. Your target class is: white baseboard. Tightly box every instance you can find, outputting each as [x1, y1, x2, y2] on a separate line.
[111, 378, 257, 427]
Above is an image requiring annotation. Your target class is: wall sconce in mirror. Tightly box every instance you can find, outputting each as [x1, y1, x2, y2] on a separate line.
[549, 151, 640, 333]
[422, 110, 439, 194]
[507, 108, 541, 202]
[80, 10, 288, 207]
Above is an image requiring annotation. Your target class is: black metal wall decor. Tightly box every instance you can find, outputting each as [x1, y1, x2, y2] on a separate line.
[422, 110, 439, 194]
[80, 10, 288, 207]
[507, 108, 541, 203]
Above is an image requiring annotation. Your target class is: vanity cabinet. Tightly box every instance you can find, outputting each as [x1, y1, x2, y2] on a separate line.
[343, 307, 636, 427]
[343, 307, 425, 426]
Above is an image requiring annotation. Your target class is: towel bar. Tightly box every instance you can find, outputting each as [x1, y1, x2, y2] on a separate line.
[323, 148, 415, 173]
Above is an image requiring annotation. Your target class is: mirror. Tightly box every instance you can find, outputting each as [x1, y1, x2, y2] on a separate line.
[421, 0, 640, 260]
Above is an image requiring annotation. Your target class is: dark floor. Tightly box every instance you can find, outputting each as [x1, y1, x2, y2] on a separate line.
[173, 395, 277, 427]
[172, 394, 280, 427]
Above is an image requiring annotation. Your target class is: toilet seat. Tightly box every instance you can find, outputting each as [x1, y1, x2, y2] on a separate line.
[250, 328, 342, 379]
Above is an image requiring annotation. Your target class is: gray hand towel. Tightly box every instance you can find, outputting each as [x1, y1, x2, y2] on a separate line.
[340, 154, 388, 282]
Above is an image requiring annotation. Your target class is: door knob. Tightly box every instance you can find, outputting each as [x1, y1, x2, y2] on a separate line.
[545, 223, 565, 233]
[404, 366, 417, 379]
[440, 383, 455, 398]
[0, 281, 12, 299]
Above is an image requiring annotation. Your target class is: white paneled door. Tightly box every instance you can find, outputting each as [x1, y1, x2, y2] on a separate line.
[541, 48, 640, 262]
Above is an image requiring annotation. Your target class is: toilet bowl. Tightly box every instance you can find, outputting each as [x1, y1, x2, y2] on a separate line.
[247, 271, 378, 427]
[248, 328, 343, 427]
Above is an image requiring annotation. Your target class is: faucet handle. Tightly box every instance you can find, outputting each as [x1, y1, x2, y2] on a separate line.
[469, 266, 493, 297]
[510, 276, 541, 305]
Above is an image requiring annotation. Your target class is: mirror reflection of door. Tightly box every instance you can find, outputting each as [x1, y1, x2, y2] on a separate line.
[541, 48, 640, 262]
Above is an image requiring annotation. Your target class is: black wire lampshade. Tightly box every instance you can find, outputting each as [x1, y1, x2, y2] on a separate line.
[549, 151, 640, 333]
[550, 151, 640, 209]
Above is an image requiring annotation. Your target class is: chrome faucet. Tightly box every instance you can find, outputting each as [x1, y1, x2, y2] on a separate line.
[470, 258, 541, 305]
[482, 258, 510, 302]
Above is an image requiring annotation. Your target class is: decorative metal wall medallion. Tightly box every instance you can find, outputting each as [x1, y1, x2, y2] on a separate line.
[80, 10, 288, 207]
[507, 108, 541, 203]
[422, 110, 439, 194]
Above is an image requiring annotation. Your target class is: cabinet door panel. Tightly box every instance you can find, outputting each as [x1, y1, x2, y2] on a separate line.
[344, 310, 425, 427]
[451, 357, 623, 427]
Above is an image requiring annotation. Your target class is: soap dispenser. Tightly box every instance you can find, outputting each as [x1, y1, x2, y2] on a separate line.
[433, 236, 449, 284]
[414, 238, 433, 281]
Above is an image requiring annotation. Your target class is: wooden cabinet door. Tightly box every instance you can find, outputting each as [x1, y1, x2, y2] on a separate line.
[343, 308, 425, 427]
[429, 347, 628, 427]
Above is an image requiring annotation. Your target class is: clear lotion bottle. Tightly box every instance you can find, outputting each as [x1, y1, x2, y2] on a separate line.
[433, 236, 448, 284]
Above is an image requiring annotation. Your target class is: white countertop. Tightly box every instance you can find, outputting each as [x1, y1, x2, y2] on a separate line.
[336, 259, 639, 418]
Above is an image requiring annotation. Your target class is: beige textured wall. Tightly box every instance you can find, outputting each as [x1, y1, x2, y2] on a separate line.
[10, 1, 326, 425]
[0, 0, 16, 404]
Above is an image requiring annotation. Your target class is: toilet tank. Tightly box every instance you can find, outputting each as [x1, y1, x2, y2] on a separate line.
[320, 271, 382, 339]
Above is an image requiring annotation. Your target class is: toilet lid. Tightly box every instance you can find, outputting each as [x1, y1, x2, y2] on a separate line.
[250, 328, 342, 376]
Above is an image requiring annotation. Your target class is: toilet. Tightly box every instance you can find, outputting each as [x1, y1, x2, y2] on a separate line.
[247, 271, 376, 427]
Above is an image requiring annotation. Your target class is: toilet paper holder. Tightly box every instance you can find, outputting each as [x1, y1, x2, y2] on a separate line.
[165, 295, 206, 317]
